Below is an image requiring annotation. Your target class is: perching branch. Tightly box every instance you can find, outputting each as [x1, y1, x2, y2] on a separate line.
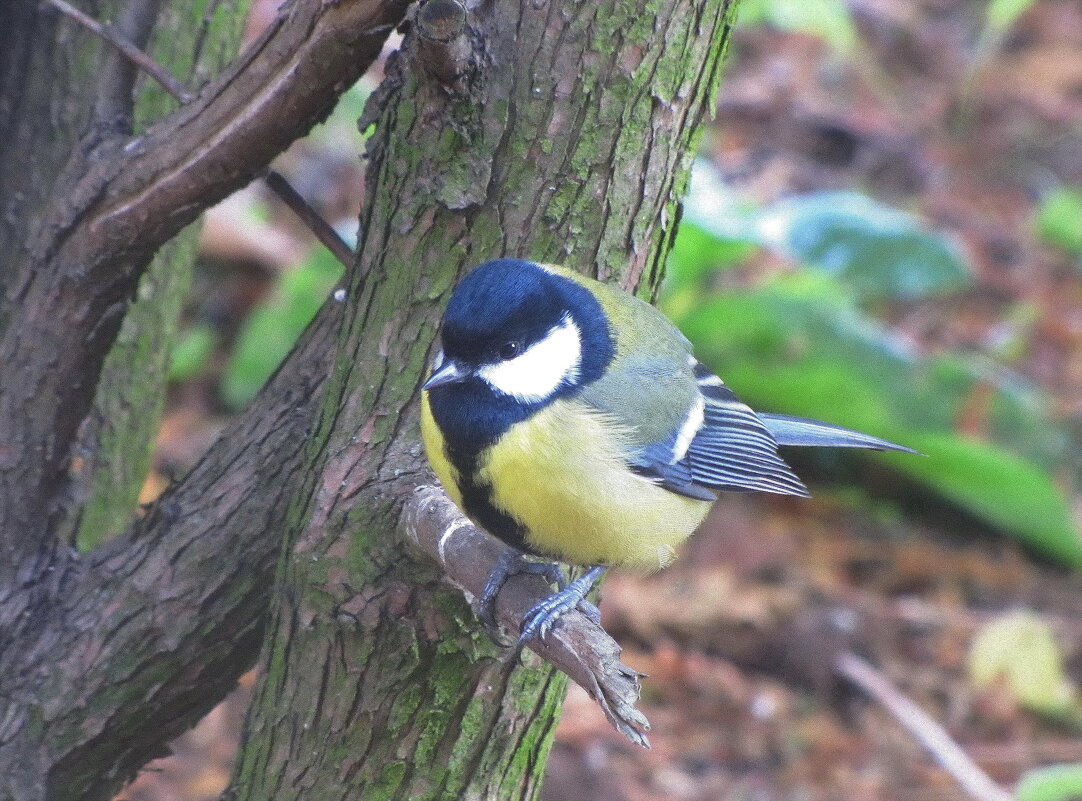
[1, 0, 737, 795]
[402, 486, 652, 747]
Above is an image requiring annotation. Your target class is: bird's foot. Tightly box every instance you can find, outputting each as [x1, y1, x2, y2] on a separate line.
[518, 565, 606, 645]
[477, 551, 567, 643]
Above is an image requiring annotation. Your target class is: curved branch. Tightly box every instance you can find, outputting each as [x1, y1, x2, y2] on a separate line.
[0, 0, 410, 572]
[0, 297, 341, 801]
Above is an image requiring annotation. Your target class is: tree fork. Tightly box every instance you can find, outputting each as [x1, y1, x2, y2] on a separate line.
[0, 0, 409, 579]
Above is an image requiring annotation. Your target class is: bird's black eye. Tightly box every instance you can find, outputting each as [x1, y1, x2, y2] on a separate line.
[498, 341, 522, 360]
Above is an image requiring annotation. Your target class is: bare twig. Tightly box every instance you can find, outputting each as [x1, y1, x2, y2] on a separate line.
[402, 485, 651, 747]
[264, 170, 355, 268]
[43, 0, 355, 269]
[836, 651, 1014, 801]
[44, 0, 194, 103]
[94, 0, 168, 126]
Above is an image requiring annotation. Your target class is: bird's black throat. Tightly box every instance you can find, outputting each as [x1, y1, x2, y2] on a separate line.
[427, 377, 543, 553]
[427, 260, 618, 556]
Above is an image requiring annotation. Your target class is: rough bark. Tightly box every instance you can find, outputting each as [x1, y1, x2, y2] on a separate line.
[0, 0, 737, 798]
[0, 299, 340, 801]
[229, 1, 736, 798]
[0, 0, 408, 797]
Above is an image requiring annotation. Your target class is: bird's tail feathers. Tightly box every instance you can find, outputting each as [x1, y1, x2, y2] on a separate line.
[759, 413, 918, 454]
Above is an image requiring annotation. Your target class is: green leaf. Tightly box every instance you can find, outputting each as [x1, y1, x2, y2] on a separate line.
[754, 191, 971, 300]
[221, 248, 344, 409]
[969, 612, 1076, 714]
[737, 0, 859, 55]
[168, 323, 217, 382]
[1035, 187, 1082, 256]
[891, 434, 1082, 568]
[663, 272, 1082, 567]
[1016, 763, 1082, 801]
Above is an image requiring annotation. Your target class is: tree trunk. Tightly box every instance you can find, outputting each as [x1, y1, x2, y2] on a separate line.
[229, 1, 737, 797]
[0, 2, 406, 800]
[63, 0, 248, 549]
[0, 0, 737, 798]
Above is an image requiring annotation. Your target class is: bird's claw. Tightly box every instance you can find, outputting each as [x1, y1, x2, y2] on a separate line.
[476, 551, 567, 642]
[516, 565, 606, 646]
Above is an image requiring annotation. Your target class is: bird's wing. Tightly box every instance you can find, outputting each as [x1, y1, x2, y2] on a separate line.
[578, 352, 810, 500]
[758, 413, 917, 453]
[575, 350, 711, 496]
[679, 359, 810, 497]
[564, 276, 810, 499]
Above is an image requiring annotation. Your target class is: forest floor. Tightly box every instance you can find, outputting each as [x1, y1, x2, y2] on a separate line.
[120, 1, 1082, 799]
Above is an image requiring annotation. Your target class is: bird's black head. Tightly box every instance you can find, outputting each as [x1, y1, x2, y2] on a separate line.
[424, 259, 615, 458]
[426, 259, 614, 402]
[442, 259, 568, 371]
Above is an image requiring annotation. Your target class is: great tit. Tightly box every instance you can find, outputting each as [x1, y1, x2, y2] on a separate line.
[421, 258, 913, 643]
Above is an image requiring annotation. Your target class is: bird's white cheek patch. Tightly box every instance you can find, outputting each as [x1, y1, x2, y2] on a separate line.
[478, 316, 582, 402]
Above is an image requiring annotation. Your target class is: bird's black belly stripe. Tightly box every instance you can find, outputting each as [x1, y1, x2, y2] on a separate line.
[458, 475, 537, 555]
[428, 377, 542, 555]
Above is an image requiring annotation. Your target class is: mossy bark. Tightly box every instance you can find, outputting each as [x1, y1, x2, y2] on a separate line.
[229, 1, 737, 798]
[0, 3, 410, 799]
[63, 1, 249, 550]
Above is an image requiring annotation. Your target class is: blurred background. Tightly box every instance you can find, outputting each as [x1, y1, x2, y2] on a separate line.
[120, 1, 1082, 799]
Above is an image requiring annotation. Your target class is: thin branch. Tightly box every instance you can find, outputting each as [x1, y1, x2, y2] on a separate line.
[40, 1, 355, 268]
[264, 170, 355, 268]
[189, 0, 226, 78]
[43, 0, 194, 103]
[93, 0, 168, 127]
[402, 485, 651, 747]
[835, 651, 1015, 801]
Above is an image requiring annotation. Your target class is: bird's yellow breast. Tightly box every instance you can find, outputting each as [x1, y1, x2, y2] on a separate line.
[420, 392, 463, 508]
[422, 393, 710, 570]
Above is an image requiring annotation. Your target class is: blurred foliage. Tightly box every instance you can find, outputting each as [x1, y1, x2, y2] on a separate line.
[983, 0, 1039, 31]
[737, 0, 858, 56]
[968, 611, 1076, 717]
[754, 192, 970, 300]
[221, 247, 343, 408]
[976, 0, 1040, 59]
[1015, 763, 1082, 801]
[169, 323, 218, 383]
[305, 79, 374, 156]
[663, 164, 1082, 567]
[1035, 187, 1082, 257]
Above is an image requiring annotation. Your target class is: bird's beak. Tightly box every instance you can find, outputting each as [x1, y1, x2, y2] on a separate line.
[422, 359, 469, 390]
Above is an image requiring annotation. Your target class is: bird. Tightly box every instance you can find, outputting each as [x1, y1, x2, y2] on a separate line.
[420, 258, 914, 644]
